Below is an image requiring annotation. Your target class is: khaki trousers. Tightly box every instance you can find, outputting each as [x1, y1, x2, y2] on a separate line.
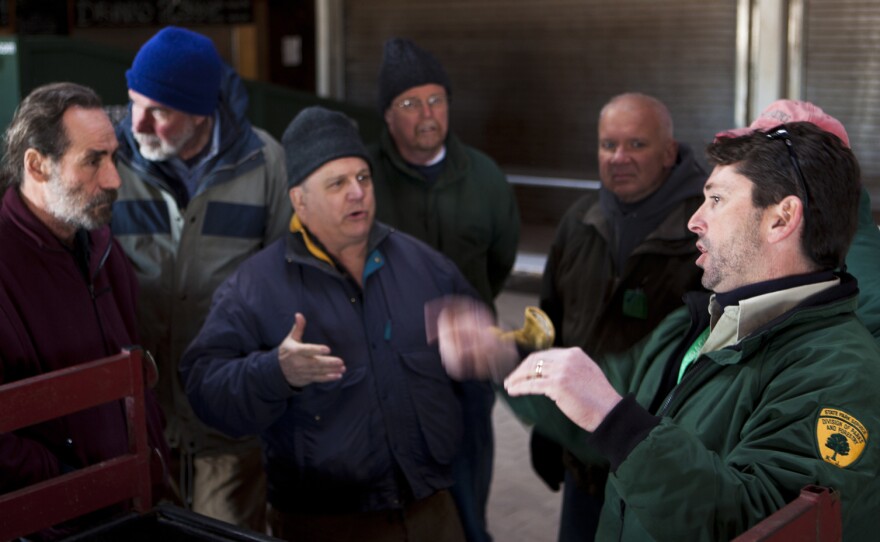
[192, 447, 267, 533]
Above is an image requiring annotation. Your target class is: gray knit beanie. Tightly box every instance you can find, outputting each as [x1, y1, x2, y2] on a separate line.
[282, 106, 370, 189]
[377, 37, 452, 112]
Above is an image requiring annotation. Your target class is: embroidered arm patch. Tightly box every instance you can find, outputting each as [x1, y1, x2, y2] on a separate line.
[816, 408, 868, 468]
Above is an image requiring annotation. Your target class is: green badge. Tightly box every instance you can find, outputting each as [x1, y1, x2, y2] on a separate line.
[622, 288, 648, 320]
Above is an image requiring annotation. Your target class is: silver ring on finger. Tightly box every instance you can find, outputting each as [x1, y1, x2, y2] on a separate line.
[534, 359, 545, 379]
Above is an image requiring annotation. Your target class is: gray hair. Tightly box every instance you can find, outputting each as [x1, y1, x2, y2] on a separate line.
[2, 82, 104, 188]
[599, 92, 674, 138]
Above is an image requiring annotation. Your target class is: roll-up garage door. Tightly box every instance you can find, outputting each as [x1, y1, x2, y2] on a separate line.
[344, 0, 737, 180]
[803, 0, 880, 200]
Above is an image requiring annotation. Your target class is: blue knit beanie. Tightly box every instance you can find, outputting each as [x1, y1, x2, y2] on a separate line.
[282, 106, 370, 189]
[126, 26, 222, 116]
[377, 38, 452, 112]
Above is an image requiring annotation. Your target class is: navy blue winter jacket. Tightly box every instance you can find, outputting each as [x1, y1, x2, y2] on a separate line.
[181, 222, 477, 514]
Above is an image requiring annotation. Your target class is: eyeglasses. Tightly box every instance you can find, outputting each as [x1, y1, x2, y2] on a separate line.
[765, 125, 810, 222]
[395, 94, 447, 113]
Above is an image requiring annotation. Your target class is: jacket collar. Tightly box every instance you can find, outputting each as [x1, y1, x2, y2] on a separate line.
[284, 214, 392, 273]
[704, 274, 840, 353]
[582, 192, 700, 247]
[378, 127, 471, 188]
[1, 187, 113, 276]
[686, 271, 860, 358]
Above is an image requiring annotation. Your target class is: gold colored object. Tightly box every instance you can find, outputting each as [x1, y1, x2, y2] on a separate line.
[499, 306, 555, 351]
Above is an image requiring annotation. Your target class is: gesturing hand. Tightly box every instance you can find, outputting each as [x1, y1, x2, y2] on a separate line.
[504, 348, 622, 432]
[430, 296, 519, 382]
[278, 313, 346, 388]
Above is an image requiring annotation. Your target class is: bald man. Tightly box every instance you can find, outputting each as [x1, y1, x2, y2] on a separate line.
[535, 93, 708, 541]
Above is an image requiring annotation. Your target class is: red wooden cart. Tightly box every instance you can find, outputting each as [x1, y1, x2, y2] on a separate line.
[0, 349, 842, 541]
[0, 349, 278, 542]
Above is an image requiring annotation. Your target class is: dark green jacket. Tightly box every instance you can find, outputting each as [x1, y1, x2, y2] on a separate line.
[510, 275, 880, 541]
[541, 192, 704, 357]
[541, 142, 706, 357]
[847, 189, 880, 340]
[369, 128, 520, 305]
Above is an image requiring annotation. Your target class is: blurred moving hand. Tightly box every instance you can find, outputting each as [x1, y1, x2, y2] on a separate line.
[429, 296, 520, 382]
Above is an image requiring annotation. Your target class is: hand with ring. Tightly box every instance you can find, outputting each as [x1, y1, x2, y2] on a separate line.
[532, 359, 545, 379]
[504, 348, 623, 432]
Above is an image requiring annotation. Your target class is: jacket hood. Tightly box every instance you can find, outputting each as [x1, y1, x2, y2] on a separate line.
[115, 64, 266, 206]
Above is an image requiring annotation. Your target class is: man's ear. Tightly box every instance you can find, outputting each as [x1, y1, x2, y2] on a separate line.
[289, 186, 304, 213]
[24, 148, 52, 183]
[766, 195, 804, 244]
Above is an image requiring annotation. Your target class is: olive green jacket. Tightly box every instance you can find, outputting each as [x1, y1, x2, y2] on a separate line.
[847, 189, 880, 340]
[509, 275, 880, 541]
[369, 129, 519, 306]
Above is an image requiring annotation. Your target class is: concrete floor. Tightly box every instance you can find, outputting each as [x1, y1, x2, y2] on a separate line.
[485, 288, 561, 542]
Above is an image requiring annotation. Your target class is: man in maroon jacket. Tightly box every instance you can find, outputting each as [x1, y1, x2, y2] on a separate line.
[0, 82, 169, 540]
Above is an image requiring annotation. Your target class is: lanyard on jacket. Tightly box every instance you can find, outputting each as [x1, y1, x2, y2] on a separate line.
[677, 326, 709, 384]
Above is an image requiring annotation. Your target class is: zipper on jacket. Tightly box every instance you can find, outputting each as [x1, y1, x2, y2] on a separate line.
[617, 499, 626, 542]
[89, 236, 114, 300]
[656, 357, 711, 417]
[84, 235, 115, 353]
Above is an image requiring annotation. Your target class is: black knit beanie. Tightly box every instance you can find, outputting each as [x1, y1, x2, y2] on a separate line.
[282, 106, 370, 189]
[377, 38, 452, 112]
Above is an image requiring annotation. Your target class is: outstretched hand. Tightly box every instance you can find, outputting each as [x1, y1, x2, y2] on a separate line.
[278, 313, 345, 388]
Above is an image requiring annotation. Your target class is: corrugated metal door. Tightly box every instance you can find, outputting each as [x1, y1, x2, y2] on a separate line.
[344, 0, 737, 179]
[803, 0, 880, 195]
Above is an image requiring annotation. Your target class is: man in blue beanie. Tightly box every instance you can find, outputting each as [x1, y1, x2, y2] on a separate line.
[369, 37, 520, 542]
[111, 26, 290, 531]
[181, 106, 481, 541]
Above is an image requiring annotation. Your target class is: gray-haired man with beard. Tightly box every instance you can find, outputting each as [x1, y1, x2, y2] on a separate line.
[0, 82, 169, 539]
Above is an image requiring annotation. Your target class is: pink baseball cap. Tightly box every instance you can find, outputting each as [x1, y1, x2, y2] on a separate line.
[715, 99, 850, 148]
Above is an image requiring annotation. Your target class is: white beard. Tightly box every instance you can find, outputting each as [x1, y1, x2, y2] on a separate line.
[132, 120, 196, 162]
[45, 167, 116, 231]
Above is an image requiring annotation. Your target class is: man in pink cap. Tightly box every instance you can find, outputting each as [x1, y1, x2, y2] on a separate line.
[717, 99, 880, 341]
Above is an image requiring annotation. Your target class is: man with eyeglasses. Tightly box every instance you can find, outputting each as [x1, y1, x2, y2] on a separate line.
[433, 121, 880, 540]
[368, 37, 520, 542]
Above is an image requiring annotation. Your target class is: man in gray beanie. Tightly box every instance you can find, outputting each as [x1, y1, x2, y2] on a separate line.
[181, 106, 481, 541]
[111, 26, 289, 530]
[369, 37, 520, 542]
